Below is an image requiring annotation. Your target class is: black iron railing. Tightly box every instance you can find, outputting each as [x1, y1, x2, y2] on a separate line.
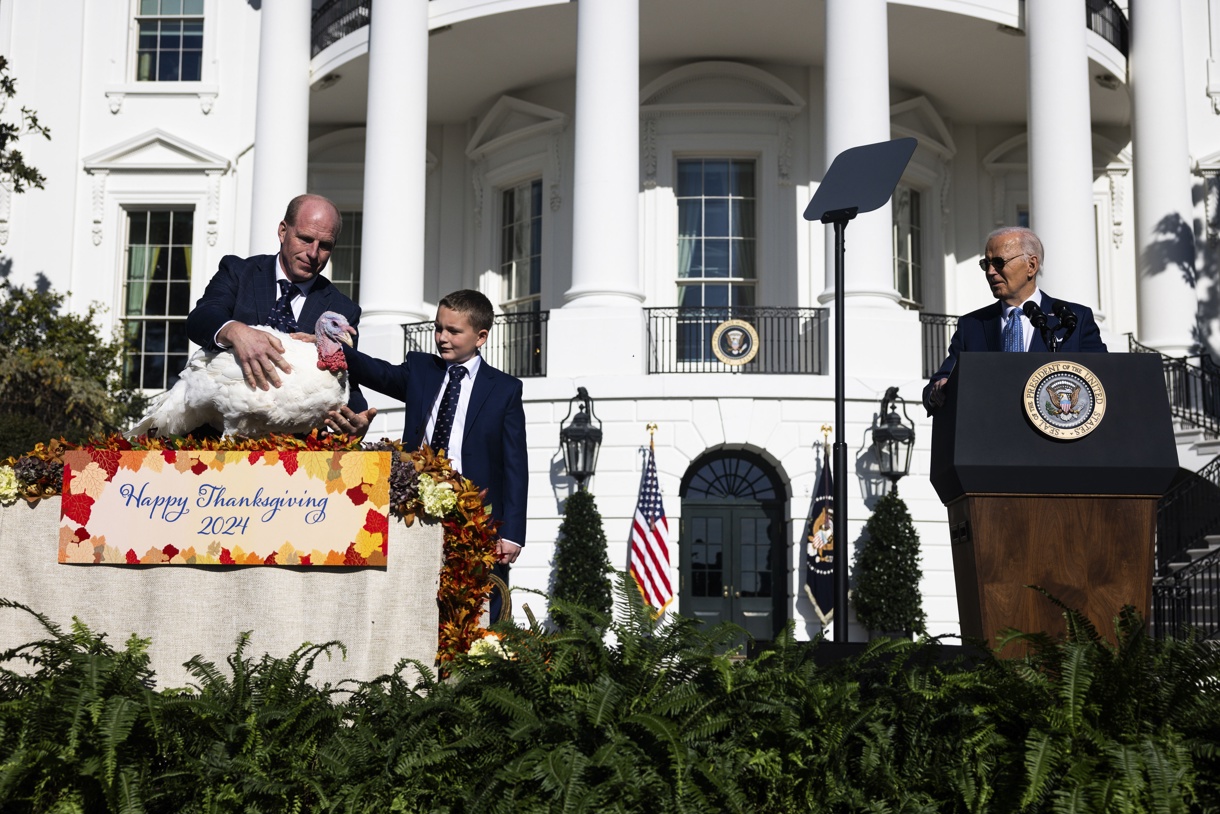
[1153, 545, 1220, 641]
[1155, 457, 1220, 575]
[646, 307, 828, 375]
[918, 312, 957, 379]
[312, 0, 372, 57]
[1086, 0, 1129, 58]
[1128, 336, 1220, 437]
[402, 310, 548, 378]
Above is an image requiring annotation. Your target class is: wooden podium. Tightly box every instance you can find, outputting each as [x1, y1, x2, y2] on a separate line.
[930, 353, 1178, 648]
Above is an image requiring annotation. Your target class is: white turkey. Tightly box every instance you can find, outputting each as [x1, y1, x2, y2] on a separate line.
[129, 311, 356, 438]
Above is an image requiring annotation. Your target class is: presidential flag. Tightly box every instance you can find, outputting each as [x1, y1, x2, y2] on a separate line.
[630, 446, 674, 611]
[803, 443, 835, 626]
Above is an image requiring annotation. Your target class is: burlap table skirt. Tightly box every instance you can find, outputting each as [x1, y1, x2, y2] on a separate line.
[0, 498, 443, 689]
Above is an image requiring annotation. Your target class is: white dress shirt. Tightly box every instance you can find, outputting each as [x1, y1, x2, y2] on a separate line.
[1002, 287, 1041, 352]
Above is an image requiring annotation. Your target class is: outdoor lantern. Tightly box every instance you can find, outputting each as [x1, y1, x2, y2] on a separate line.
[872, 385, 915, 484]
[559, 387, 602, 489]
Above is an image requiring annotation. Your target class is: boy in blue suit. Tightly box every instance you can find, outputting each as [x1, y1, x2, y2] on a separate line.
[924, 227, 1107, 413]
[338, 290, 527, 620]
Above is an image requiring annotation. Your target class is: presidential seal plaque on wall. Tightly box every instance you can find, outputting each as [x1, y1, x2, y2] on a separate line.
[1023, 361, 1107, 439]
[711, 319, 760, 366]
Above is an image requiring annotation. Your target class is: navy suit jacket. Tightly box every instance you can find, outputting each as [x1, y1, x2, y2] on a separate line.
[344, 349, 528, 545]
[186, 253, 367, 411]
[923, 291, 1107, 412]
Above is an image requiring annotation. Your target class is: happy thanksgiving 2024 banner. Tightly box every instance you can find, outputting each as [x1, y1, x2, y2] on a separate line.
[59, 450, 392, 566]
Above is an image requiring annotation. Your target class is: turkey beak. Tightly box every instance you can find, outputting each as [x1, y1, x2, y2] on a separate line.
[339, 326, 356, 347]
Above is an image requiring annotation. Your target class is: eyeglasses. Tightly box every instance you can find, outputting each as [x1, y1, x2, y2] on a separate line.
[978, 254, 1026, 273]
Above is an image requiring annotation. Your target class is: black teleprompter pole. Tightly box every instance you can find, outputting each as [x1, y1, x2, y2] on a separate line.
[804, 137, 916, 643]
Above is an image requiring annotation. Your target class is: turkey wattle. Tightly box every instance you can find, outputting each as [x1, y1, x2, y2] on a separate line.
[129, 311, 356, 438]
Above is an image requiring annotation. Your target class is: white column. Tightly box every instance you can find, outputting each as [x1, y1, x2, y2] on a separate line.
[1130, 0, 1198, 356]
[249, 0, 311, 254]
[549, 0, 644, 376]
[1026, 0, 1099, 310]
[565, 0, 642, 307]
[359, 0, 430, 359]
[822, 0, 898, 308]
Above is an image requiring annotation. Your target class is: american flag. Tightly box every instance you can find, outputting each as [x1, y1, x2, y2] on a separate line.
[803, 442, 835, 626]
[630, 446, 673, 611]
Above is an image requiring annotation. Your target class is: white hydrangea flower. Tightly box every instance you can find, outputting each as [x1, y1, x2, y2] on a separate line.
[0, 466, 19, 505]
[417, 473, 457, 518]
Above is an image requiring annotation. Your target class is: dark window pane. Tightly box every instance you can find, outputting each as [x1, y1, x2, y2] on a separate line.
[733, 240, 756, 279]
[732, 200, 755, 239]
[704, 200, 729, 237]
[679, 284, 703, 308]
[732, 285, 756, 307]
[731, 161, 755, 196]
[171, 211, 193, 243]
[703, 161, 729, 196]
[159, 21, 182, 49]
[138, 24, 158, 49]
[158, 56, 179, 81]
[704, 284, 729, 308]
[148, 211, 172, 244]
[677, 161, 702, 197]
[677, 240, 701, 278]
[704, 240, 729, 277]
[128, 211, 148, 243]
[182, 50, 203, 80]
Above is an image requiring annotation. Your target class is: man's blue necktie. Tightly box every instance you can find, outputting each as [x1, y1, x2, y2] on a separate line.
[1003, 306, 1023, 352]
[267, 279, 301, 332]
[431, 365, 466, 455]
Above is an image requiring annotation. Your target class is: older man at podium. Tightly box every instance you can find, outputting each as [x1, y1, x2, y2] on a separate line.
[923, 226, 1107, 413]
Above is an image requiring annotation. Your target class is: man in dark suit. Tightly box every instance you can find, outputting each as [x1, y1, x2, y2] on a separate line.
[187, 193, 367, 414]
[924, 226, 1107, 413]
[342, 289, 528, 620]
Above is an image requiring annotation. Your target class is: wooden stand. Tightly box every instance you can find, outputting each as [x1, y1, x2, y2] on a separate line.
[931, 353, 1177, 649]
[948, 494, 1156, 647]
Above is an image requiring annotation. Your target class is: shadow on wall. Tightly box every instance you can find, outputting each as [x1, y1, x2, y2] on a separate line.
[1193, 180, 1220, 357]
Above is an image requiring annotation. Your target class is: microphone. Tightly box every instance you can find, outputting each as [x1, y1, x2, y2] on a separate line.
[1052, 302, 1078, 334]
[1022, 300, 1053, 351]
[1022, 300, 1049, 331]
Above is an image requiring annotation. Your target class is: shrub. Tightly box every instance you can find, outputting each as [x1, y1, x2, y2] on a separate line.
[549, 488, 612, 625]
[853, 488, 927, 636]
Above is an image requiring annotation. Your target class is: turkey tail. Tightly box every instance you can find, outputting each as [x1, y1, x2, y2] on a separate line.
[127, 382, 195, 438]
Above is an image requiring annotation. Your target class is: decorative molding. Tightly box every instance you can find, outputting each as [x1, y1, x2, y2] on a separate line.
[103, 84, 220, 115]
[777, 115, 794, 187]
[205, 170, 222, 246]
[83, 128, 230, 173]
[642, 115, 658, 189]
[639, 62, 803, 189]
[88, 170, 108, 246]
[548, 133, 563, 212]
[466, 96, 567, 162]
[472, 159, 485, 230]
[1107, 169, 1127, 248]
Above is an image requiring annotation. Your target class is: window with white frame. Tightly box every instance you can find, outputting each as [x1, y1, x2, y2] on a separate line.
[500, 179, 542, 313]
[122, 209, 193, 390]
[892, 184, 923, 308]
[498, 180, 544, 375]
[136, 0, 204, 82]
[326, 210, 362, 303]
[676, 158, 756, 360]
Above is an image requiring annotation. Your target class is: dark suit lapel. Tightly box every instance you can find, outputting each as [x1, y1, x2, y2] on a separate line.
[464, 358, 498, 434]
[981, 302, 1004, 352]
[410, 355, 447, 447]
[256, 256, 279, 324]
[298, 276, 332, 331]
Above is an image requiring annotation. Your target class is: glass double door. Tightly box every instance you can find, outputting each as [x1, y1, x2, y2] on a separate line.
[680, 502, 784, 643]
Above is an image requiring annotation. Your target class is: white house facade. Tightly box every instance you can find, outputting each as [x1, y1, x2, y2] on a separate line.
[2, 0, 1217, 642]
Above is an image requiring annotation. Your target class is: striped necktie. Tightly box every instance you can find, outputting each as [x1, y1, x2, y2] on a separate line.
[1003, 306, 1023, 352]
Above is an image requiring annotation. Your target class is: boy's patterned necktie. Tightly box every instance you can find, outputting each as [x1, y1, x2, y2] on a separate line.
[431, 365, 466, 455]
